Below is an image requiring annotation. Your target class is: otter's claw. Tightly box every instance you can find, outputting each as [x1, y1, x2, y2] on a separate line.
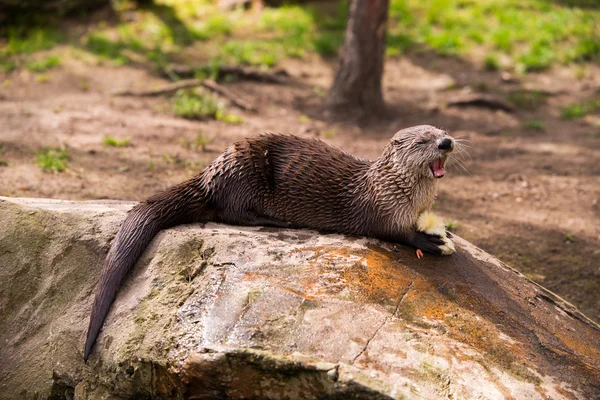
[411, 231, 444, 255]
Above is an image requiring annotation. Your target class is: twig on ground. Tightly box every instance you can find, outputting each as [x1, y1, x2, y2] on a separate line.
[112, 79, 257, 112]
[163, 64, 290, 85]
[201, 79, 256, 112]
[447, 94, 515, 113]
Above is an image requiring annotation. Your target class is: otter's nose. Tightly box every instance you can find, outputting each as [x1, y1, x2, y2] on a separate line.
[438, 138, 454, 151]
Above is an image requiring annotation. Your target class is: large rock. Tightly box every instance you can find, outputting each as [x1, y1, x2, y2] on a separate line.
[0, 196, 599, 399]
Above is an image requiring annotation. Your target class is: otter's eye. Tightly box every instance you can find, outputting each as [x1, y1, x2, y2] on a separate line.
[416, 139, 429, 145]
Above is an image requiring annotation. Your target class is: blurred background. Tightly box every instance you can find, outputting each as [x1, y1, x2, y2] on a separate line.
[0, 0, 598, 321]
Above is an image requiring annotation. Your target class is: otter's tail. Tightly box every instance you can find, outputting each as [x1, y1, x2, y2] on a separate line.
[84, 177, 209, 361]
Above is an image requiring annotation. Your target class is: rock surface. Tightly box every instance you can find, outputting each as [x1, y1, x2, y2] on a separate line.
[0, 196, 599, 400]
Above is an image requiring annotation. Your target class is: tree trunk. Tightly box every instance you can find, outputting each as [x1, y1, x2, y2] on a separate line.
[327, 0, 389, 117]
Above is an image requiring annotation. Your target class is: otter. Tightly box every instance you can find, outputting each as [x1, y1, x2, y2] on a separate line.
[84, 125, 456, 360]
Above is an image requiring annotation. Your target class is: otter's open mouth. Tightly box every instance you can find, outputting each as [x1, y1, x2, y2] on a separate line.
[430, 157, 446, 178]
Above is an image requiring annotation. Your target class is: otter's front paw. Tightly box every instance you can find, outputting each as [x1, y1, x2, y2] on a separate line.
[412, 231, 445, 256]
[438, 237, 456, 255]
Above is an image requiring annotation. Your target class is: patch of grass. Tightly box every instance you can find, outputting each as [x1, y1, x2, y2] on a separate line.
[173, 90, 220, 120]
[564, 233, 575, 243]
[423, 28, 466, 55]
[386, 32, 414, 57]
[35, 147, 69, 172]
[507, 90, 548, 110]
[4, 0, 595, 80]
[194, 132, 212, 152]
[84, 33, 129, 65]
[0, 143, 7, 167]
[102, 136, 131, 147]
[3, 26, 63, 55]
[516, 40, 555, 73]
[572, 36, 600, 62]
[0, 58, 17, 73]
[561, 98, 600, 119]
[484, 53, 501, 71]
[216, 110, 243, 124]
[386, 0, 600, 72]
[561, 104, 587, 119]
[220, 40, 279, 67]
[26, 55, 61, 72]
[260, 6, 313, 35]
[524, 120, 545, 131]
[35, 73, 51, 83]
[193, 14, 234, 40]
[313, 32, 344, 57]
[323, 128, 336, 138]
[444, 219, 459, 232]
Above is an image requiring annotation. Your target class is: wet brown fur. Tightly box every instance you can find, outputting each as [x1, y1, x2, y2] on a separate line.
[84, 125, 455, 360]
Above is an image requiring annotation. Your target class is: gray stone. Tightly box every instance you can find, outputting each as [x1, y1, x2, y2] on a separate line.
[0, 196, 599, 399]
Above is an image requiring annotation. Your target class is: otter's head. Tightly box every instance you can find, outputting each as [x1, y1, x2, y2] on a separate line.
[389, 125, 455, 179]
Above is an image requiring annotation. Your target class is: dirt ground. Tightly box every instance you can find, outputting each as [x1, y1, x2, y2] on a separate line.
[1, 43, 599, 323]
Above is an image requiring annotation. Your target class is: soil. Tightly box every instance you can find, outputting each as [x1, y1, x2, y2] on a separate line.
[1, 43, 599, 323]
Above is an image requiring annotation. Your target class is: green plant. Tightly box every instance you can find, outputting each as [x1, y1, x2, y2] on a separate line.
[384, 0, 600, 72]
[444, 219, 459, 232]
[561, 104, 587, 120]
[323, 129, 336, 138]
[216, 110, 243, 124]
[484, 53, 501, 71]
[36, 147, 69, 172]
[220, 40, 279, 67]
[524, 120, 545, 131]
[507, 90, 547, 110]
[5, 27, 63, 55]
[422, 27, 465, 56]
[0, 142, 7, 167]
[84, 33, 128, 65]
[193, 14, 234, 40]
[26, 55, 61, 72]
[35, 73, 51, 83]
[561, 99, 600, 120]
[173, 90, 220, 120]
[517, 40, 554, 73]
[194, 132, 212, 152]
[313, 32, 344, 57]
[0, 58, 17, 73]
[102, 136, 131, 147]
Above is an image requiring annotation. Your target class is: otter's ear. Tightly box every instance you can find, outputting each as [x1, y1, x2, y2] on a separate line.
[391, 136, 406, 145]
